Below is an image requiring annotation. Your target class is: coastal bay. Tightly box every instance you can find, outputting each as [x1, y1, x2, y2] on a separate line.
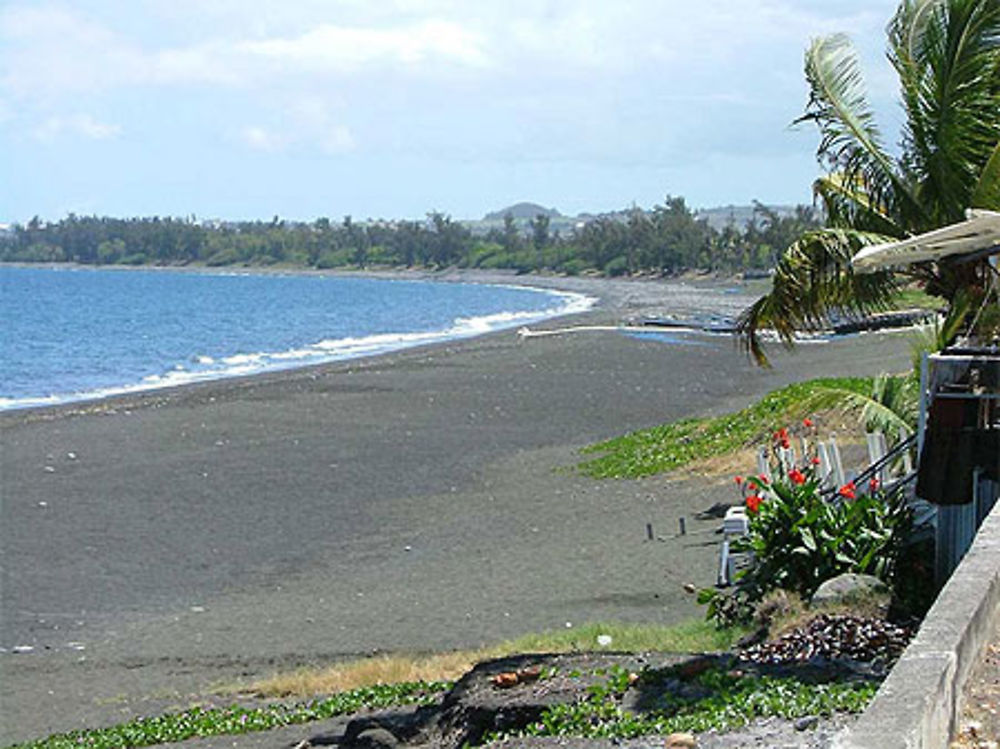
[0, 273, 914, 744]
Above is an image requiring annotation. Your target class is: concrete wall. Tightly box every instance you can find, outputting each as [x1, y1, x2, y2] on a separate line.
[834, 498, 1000, 749]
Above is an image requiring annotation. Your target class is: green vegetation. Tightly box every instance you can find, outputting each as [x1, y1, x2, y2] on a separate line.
[739, 0, 1000, 364]
[501, 619, 744, 655]
[699, 431, 913, 626]
[7, 682, 450, 749]
[0, 198, 820, 277]
[504, 664, 877, 741]
[735, 480, 910, 601]
[891, 287, 945, 311]
[579, 377, 875, 479]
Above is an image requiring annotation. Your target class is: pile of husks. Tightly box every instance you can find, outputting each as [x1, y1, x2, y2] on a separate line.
[738, 614, 913, 668]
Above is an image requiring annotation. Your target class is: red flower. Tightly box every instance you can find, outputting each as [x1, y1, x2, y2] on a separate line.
[869, 477, 880, 491]
[810, 457, 821, 466]
[839, 481, 857, 500]
[780, 438, 791, 449]
[745, 494, 763, 513]
[758, 474, 770, 485]
[734, 475, 743, 485]
[788, 468, 806, 485]
[803, 418, 814, 428]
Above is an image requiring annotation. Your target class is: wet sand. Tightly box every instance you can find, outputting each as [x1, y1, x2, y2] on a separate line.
[0, 273, 914, 743]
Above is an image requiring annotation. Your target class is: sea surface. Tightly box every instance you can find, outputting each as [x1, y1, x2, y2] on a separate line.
[0, 266, 592, 410]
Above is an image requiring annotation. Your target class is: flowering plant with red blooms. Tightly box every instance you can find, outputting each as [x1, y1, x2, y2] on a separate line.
[718, 421, 913, 615]
[838, 481, 857, 500]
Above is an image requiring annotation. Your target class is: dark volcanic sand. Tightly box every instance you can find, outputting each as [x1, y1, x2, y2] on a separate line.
[0, 275, 913, 744]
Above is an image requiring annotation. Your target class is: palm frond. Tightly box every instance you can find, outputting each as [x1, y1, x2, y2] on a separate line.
[971, 139, 1000, 210]
[890, 0, 1000, 225]
[798, 34, 922, 224]
[813, 173, 904, 235]
[800, 376, 918, 438]
[736, 229, 900, 365]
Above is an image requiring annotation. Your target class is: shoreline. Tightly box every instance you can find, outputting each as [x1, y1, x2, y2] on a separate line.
[0, 266, 753, 419]
[0, 273, 913, 744]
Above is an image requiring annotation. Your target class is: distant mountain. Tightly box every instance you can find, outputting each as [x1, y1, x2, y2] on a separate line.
[694, 204, 803, 231]
[470, 201, 812, 235]
[483, 202, 562, 221]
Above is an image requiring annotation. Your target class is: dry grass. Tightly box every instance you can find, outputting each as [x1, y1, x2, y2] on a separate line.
[240, 620, 745, 698]
[673, 409, 869, 484]
[247, 650, 487, 698]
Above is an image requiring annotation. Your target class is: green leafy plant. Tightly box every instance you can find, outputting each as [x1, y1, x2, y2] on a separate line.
[735, 428, 911, 608]
[697, 586, 755, 629]
[9, 681, 451, 749]
[738, 479, 911, 602]
[701, 424, 912, 626]
[504, 664, 876, 740]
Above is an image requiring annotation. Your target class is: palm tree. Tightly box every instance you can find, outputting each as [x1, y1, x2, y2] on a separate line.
[739, 0, 1000, 365]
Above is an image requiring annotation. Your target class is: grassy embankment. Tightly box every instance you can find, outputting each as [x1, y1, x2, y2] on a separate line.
[579, 376, 876, 479]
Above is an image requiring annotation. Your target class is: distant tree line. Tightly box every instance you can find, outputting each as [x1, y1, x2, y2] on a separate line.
[0, 197, 820, 276]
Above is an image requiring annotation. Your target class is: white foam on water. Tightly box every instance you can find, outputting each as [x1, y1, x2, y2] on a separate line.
[0, 287, 595, 412]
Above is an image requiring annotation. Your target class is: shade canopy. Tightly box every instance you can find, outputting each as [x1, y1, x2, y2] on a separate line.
[851, 209, 1000, 272]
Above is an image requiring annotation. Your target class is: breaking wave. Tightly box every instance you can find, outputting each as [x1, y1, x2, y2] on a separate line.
[0, 277, 593, 411]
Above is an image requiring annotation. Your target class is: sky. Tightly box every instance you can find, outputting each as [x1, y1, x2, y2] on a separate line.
[0, 1, 905, 224]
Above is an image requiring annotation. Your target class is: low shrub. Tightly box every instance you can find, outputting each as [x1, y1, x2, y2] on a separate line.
[703, 423, 912, 626]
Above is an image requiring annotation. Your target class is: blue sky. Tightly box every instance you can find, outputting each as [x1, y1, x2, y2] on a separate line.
[0, 1, 904, 223]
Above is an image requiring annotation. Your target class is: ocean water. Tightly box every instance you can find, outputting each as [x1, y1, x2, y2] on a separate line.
[0, 266, 592, 410]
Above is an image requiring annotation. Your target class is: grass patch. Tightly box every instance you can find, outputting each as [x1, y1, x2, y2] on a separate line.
[578, 377, 875, 479]
[505, 664, 877, 741]
[502, 619, 742, 655]
[7, 681, 450, 749]
[891, 287, 945, 311]
[250, 619, 745, 698]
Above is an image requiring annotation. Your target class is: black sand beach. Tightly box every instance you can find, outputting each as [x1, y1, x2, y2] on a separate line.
[0, 274, 914, 744]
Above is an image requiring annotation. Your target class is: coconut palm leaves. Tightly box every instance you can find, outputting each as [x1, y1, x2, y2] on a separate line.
[804, 374, 919, 438]
[890, 0, 1000, 225]
[740, 0, 1000, 365]
[800, 33, 922, 228]
[737, 230, 901, 364]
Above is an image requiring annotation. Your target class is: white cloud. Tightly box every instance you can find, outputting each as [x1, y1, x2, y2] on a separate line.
[1, 5, 490, 99]
[32, 114, 122, 141]
[240, 126, 287, 152]
[237, 20, 489, 72]
[238, 98, 355, 155]
[0, 6, 145, 97]
[319, 125, 356, 154]
[0, 1, 896, 112]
